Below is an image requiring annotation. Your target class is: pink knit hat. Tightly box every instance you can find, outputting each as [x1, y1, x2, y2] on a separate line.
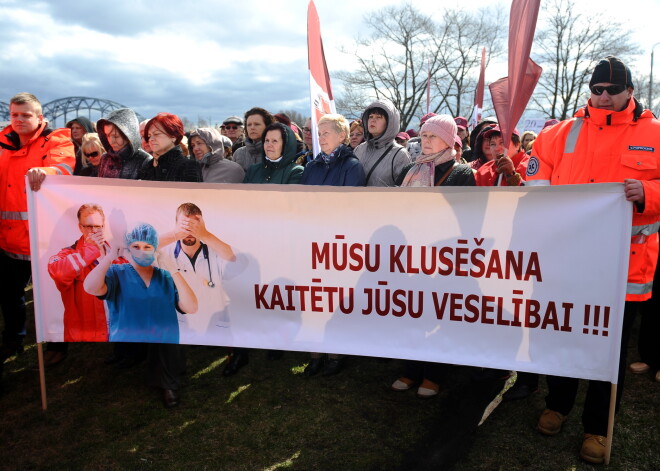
[421, 115, 457, 148]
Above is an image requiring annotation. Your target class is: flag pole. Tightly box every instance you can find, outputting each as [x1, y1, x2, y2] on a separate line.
[604, 383, 617, 465]
[37, 342, 48, 410]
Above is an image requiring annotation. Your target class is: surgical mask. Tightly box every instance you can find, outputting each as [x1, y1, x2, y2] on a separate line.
[129, 248, 155, 267]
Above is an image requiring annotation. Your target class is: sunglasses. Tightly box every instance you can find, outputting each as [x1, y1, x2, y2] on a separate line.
[590, 84, 627, 96]
[224, 125, 240, 130]
[84, 151, 100, 158]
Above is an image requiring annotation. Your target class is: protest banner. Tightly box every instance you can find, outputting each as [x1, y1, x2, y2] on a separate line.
[29, 177, 630, 385]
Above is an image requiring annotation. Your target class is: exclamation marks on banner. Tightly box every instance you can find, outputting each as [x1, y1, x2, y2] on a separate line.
[582, 305, 610, 337]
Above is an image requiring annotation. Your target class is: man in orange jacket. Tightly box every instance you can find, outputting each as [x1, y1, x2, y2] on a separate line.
[526, 57, 660, 464]
[0, 93, 75, 364]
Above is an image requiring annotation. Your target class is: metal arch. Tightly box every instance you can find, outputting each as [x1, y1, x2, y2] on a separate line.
[0, 101, 9, 121]
[42, 96, 145, 127]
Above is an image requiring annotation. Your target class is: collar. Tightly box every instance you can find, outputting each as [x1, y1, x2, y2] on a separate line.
[583, 97, 636, 126]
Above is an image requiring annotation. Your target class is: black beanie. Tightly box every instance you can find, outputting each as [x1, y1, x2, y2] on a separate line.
[589, 56, 634, 89]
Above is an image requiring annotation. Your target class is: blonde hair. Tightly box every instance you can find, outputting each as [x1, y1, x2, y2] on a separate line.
[521, 131, 537, 151]
[80, 133, 105, 166]
[10, 92, 42, 116]
[318, 114, 350, 145]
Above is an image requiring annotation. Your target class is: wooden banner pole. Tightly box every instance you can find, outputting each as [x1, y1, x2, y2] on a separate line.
[37, 342, 48, 411]
[604, 383, 617, 465]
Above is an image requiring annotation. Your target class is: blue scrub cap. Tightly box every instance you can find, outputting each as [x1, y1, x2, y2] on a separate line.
[125, 223, 159, 248]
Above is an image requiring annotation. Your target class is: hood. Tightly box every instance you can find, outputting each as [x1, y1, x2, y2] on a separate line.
[263, 123, 298, 166]
[189, 127, 225, 163]
[469, 117, 497, 150]
[66, 116, 96, 133]
[97, 108, 141, 155]
[361, 98, 401, 149]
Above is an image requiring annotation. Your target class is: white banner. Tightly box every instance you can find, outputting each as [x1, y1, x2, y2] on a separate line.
[28, 177, 631, 382]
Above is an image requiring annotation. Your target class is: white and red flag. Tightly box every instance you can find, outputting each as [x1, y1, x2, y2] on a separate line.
[473, 47, 487, 129]
[307, 1, 336, 156]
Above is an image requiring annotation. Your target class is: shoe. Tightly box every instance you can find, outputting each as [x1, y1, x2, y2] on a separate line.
[537, 409, 567, 436]
[391, 377, 415, 391]
[503, 383, 538, 401]
[162, 389, 180, 408]
[304, 357, 324, 377]
[222, 351, 248, 377]
[579, 434, 606, 464]
[416, 379, 440, 398]
[43, 350, 67, 367]
[629, 362, 650, 374]
[322, 358, 342, 376]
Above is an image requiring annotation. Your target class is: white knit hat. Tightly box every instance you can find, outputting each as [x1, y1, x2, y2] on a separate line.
[421, 115, 457, 148]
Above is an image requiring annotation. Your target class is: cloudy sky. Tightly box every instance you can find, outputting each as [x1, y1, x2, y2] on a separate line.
[1, 0, 659, 127]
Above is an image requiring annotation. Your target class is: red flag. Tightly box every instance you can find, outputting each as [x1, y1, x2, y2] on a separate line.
[308, 1, 336, 156]
[488, 0, 541, 147]
[473, 47, 486, 128]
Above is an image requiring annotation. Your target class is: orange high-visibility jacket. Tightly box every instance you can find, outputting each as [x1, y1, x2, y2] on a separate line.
[0, 122, 75, 259]
[526, 98, 660, 301]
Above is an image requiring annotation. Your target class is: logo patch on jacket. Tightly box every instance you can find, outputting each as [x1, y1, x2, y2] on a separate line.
[628, 146, 654, 152]
[526, 156, 540, 176]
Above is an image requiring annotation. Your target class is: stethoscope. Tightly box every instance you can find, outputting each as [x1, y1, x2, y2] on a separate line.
[173, 240, 215, 287]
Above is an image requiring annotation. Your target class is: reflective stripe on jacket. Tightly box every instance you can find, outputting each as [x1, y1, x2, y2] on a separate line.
[526, 98, 660, 301]
[0, 123, 75, 258]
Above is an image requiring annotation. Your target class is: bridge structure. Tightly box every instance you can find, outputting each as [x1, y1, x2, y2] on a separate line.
[0, 97, 144, 128]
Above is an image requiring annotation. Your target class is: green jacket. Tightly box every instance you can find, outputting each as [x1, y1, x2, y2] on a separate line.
[244, 124, 303, 184]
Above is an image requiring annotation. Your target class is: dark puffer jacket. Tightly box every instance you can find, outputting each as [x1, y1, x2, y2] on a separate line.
[300, 144, 365, 186]
[244, 124, 303, 184]
[138, 145, 201, 182]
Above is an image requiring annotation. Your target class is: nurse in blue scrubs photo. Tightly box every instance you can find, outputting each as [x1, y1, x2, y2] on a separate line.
[84, 222, 198, 343]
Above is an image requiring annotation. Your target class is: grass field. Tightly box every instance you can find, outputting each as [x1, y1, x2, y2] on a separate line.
[1, 294, 658, 470]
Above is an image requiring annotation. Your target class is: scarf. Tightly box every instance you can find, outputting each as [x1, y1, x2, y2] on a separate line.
[400, 147, 456, 187]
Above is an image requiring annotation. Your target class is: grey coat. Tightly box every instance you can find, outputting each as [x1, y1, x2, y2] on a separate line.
[189, 128, 245, 183]
[233, 137, 264, 172]
[353, 98, 411, 187]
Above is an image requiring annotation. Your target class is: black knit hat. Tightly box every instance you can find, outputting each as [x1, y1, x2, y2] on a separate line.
[589, 56, 634, 89]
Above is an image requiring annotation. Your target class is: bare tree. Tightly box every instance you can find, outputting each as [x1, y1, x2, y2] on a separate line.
[531, 0, 639, 120]
[336, 4, 505, 130]
[278, 109, 308, 128]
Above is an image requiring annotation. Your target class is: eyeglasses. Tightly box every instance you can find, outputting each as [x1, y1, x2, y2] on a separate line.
[224, 125, 240, 130]
[303, 127, 312, 133]
[80, 224, 104, 230]
[590, 84, 627, 96]
[84, 151, 100, 158]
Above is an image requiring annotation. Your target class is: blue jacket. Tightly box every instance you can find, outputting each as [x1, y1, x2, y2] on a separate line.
[300, 145, 366, 186]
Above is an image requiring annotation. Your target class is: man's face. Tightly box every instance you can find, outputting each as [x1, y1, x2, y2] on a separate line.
[367, 112, 387, 138]
[70, 122, 86, 142]
[590, 82, 632, 112]
[176, 214, 198, 246]
[303, 119, 313, 147]
[224, 122, 243, 141]
[78, 211, 104, 236]
[10, 103, 42, 138]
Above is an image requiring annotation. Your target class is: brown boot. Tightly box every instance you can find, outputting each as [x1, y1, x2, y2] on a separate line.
[580, 434, 606, 464]
[537, 409, 567, 436]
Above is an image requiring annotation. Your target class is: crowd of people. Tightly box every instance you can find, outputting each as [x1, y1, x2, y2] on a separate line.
[0, 55, 659, 465]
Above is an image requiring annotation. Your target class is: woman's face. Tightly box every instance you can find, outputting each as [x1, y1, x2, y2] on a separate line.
[128, 241, 156, 267]
[318, 122, 345, 154]
[481, 135, 494, 161]
[189, 136, 211, 161]
[421, 131, 449, 155]
[522, 134, 534, 149]
[349, 126, 364, 149]
[263, 129, 284, 160]
[147, 123, 176, 156]
[82, 145, 102, 167]
[104, 124, 127, 152]
[70, 122, 86, 142]
[246, 114, 266, 141]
